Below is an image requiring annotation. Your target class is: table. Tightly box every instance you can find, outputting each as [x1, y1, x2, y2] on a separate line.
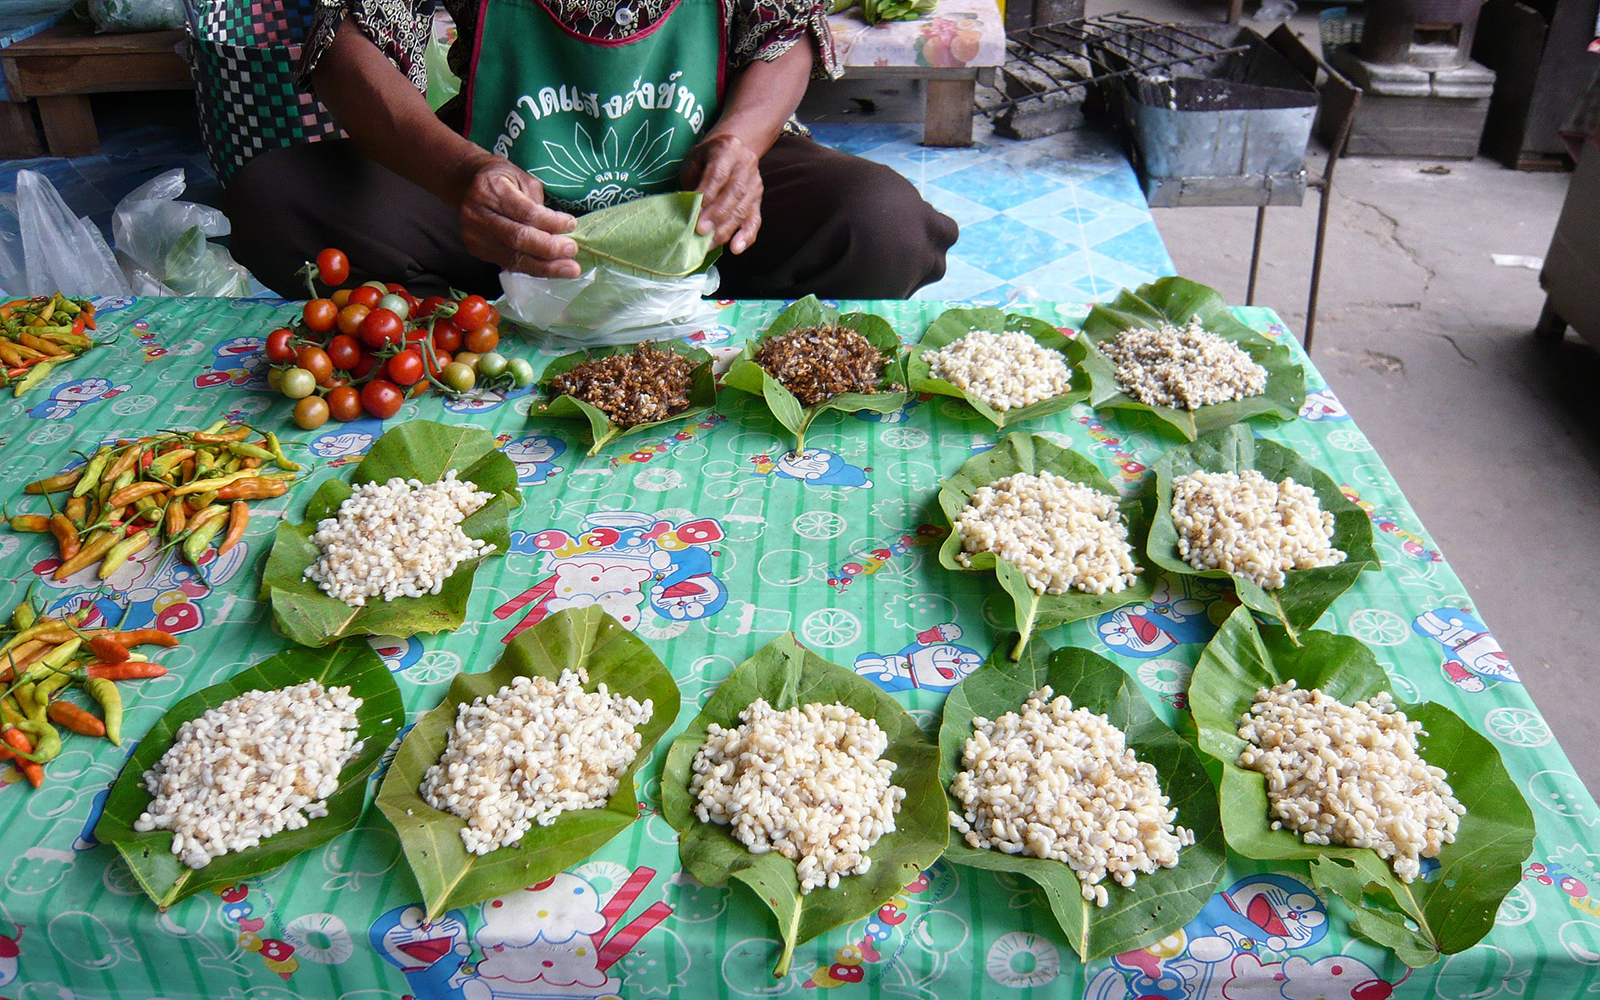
[0, 295, 1593, 1000]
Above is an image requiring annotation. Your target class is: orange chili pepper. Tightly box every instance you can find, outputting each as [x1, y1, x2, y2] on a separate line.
[86, 662, 166, 680]
[47, 701, 105, 738]
[219, 501, 249, 554]
[87, 635, 131, 664]
[1, 728, 42, 787]
[49, 514, 78, 560]
[101, 629, 179, 648]
[215, 478, 288, 501]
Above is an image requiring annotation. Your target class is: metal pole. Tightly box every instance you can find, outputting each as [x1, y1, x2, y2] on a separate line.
[1305, 182, 1331, 352]
[1247, 206, 1266, 306]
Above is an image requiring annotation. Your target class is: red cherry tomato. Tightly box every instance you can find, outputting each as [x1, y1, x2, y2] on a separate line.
[485, 303, 501, 327]
[430, 319, 463, 353]
[265, 328, 296, 363]
[315, 248, 349, 286]
[464, 325, 499, 353]
[385, 282, 406, 294]
[351, 351, 380, 380]
[426, 348, 452, 376]
[348, 285, 383, 310]
[361, 378, 405, 419]
[326, 334, 363, 370]
[326, 385, 362, 422]
[454, 295, 492, 331]
[387, 348, 425, 386]
[416, 295, 446, 318]
[336, 303, 370, 336]
[302, 299, 337, 335]
[296, 345, 333, 384]
[359, 308, 404, 350]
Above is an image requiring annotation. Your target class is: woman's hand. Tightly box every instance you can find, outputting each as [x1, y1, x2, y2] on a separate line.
[457, 157, 583, 278]
[680, 134, 762, 254]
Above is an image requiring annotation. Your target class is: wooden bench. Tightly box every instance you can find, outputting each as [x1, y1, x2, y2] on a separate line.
[1, 19, 190, 159]
[826, 0, 1005, 146]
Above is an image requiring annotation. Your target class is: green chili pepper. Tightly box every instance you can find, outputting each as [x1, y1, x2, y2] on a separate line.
[11, 598, 35, 631]
[12, 361, 54, 398]
[149, 448, 193, 477]
[100, 530, 151, 579]
[14, 681, 40, 723]
[0, 695, 22, 726]
[51, 297, 80, 316]
[19, 718, 60, 763]
[202, 419, 228, 434]
[226, 441, 274, 461]
[85, 677, 121, 745]
[71, 449, 111, 498]
[194, 448, 217, 478]
[182, 515, 228, 564]
[264, 432, 302, 471]
[34, 670, 69, 700]
[110, 468, 135, 492]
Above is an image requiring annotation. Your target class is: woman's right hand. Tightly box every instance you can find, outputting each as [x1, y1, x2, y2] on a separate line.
[457, 157, 582, 278]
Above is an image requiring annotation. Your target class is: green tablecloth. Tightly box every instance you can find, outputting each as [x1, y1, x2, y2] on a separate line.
[0, 296, 1592, 1000]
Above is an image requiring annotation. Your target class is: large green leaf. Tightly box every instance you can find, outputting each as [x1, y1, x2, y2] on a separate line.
[260, 421, 521, 647]
[660, 634, 947, 979]
[532, 340, 717, 456]
[571, 191, 721, 278]
[376, 607, 680, 920]
[721, 296, 908, 453]
[94, 641, 403, 909]
[937, 432, 1156, 659]
[907, 307, 1089, 428]
[1078, 277, 1305, 440]
[1148, 424, 1379, 642]
[938, 638, 1224, 960]
[1189, 605, 1535, 965]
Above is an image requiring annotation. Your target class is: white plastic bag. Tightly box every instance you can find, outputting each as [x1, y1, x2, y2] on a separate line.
[112, 169, 255, 297]
[498, 265, 721, 350]
[12, 170, 130, 297]
[87, 0, 185, 32]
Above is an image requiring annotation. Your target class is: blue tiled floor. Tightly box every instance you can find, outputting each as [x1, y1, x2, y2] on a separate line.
[1, 103, 1172, 303]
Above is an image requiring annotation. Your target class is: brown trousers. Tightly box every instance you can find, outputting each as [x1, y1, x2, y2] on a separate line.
[225, 135, 958, 300]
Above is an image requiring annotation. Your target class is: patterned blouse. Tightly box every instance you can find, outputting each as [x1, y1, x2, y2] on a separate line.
[303, 0, 840, 130]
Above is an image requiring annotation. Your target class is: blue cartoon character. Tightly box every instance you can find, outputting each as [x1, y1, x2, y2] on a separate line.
[27, 376, 131, 420]
[368, 635, 425, 673]
[37, 542, 247, 637]
[1098, 578, 1234, 658]
[502, 433, 566, 485]
[1413, 608, 1519, 693]
[855, 623, 982, 693]
[649, 543, 729, 622]
[760, 448, 872, 490]
[370, 904, 476, 1000]
[1299, 388, 1350, 422]
[193, 335, 268, 389]
[74, 745, 136, 851]
[311, 416, 387, 465]
[686, 323, 735, 347]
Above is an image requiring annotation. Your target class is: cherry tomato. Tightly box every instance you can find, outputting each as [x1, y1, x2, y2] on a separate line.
[326, 334, 363, 370]
[485, 303, 501, 327]
[349, 285, 383, 310]
[464, 325, 499, 353]
[454, 295, 492, 331]
[427, 348, 452, 376]
[385, 282, 406, 294]
[353, 352, 380, 380]
[303, 298, 337, 335]
[507, 357, 535, 387]
[431, 319, 463, 353]
[441, 362, 476, 392]
[336, 304, 369, 337]
[377, 293, 410, 321]
[280, 368, 317, 399]
[316, 248, 350, 286]
[416, 295, 446, 318]
[331, 288, 353, 308]
[360, 308, 404, 349]
[453, 351, 481, 371]
[296, 345, 333, 384]
[265, 328, 296, 363]
[387, 348, 425, 386]
[361, 379, 405, 419]
[476, 351, 508, 378]
[326, 385, 363, 422]
[293, 395, 329, 430]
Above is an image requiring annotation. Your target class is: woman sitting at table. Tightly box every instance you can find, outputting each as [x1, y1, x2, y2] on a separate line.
[224, 0, 959, 300]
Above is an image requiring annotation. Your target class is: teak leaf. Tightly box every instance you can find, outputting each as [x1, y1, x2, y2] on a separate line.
[937, 432, 1155, 658]
[660, 634, 947, 979]
[376, 607, 680, 920]
[571, 191, 721, 278]
[260, 421, 521, 647]
[722, 296, 907, 454]
[94, 641, 403, 909]
[938, 639, 1224, 960]
[533, 340, 717, 456]
[1148, 424, 1379, 642]
[907, 307, 1089, 428]
[1189, 606, 1536, 965]
[1078, 277, 1305, 440]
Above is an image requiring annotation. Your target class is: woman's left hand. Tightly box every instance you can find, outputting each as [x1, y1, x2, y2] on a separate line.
[681, 133, 762, 254]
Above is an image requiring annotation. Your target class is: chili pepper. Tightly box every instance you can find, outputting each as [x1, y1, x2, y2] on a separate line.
[87, 634, 130, 664]
[26, 468, 82, 494]
[173, 470, 259, 496]
[52, 296, 80, 317]
[219, 501, 249, 554]
[0, 640, 46, 683]
[194, 448, 217, 478]
[86, 662, 166, 680]
[34, 669, 70, 701]
[11, 597, 35, 631]
[99, 529, 151, 579]
[193, 425, 250, 443]
[0, 696, 21, 726]
[164, 501, 186, 538]
[263, 431, 302, 471]
[107, 481, 170, 508]
[49, 514, 78, 560]
[34, 637, 81, 678]
[37, 297, 55, 322]
[0, 341, 21, 367]
[13, 682, 39, 723]
[186, 491, 217, 512]
[53, 530, 117, 581]
[182, 506, 229, 564]
[9, 514, 48, 532]
[71, 450, 110, 499]
[105, 445, 142, 485]
[85, 677, 121, 744]
[12, 361, 53, 397]
[19, 719, 60, 764]
[64, 495, 86, 528]
[149, 447, 195, 478]
[216, 478, 289, 501]
[101, 629, 178, 648]
[1, 728, 42, 786]
[17, 331, 66, 357]
[47, 700, 105, 738]
[226, 441, 274, 461]
[201, 419, 228, 433]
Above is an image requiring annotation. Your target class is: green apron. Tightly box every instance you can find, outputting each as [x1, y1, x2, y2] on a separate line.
[463, 0, 725, 213]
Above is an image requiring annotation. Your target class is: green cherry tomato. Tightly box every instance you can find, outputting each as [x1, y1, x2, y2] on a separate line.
[281, 367, 318, 399]
[377, 293, 410, 321]
[267, 367, 285, 392]
[453, 351, 481, 371]
[441, 361, 476, 392]
[507, 357, 536, 387]
[475, 351, 508, 378]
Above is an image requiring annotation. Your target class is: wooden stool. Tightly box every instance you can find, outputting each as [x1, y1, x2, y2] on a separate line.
[1, 20, 191, 159]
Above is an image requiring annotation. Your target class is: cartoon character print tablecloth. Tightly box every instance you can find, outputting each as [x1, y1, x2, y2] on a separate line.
[0, 296, 1593, 1000]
